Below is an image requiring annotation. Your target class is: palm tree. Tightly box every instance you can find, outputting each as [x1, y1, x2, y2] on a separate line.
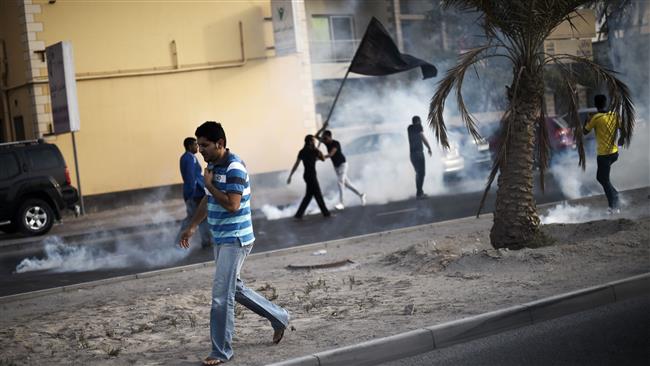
[428, 0, 635, 249]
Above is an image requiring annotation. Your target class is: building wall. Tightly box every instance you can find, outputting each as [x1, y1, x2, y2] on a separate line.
[0, 0, 316, 196]
[0, 0, 39, 141]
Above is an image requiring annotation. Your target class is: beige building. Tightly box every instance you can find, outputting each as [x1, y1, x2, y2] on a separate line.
[0, 0, 316, 203]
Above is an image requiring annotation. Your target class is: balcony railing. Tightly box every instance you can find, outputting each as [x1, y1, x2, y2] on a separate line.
[310, 39, 360, 63]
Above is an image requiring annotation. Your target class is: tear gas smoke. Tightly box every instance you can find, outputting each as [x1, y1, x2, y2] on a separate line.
[15, 193, 193, 274]
[261, 71, 505, 220]
[540, 202, 605, 224]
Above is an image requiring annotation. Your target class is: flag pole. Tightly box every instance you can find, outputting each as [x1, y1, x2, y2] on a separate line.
[317, 67, 351, 137]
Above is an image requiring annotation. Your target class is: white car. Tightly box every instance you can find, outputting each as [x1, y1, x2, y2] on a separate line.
[442, 127, 492, 182]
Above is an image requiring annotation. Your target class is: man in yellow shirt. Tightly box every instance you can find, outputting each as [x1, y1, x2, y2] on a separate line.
[584, 94, 624, 213]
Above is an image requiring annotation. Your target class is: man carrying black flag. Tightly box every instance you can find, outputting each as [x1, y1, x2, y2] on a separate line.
[349, 17, 437, 80]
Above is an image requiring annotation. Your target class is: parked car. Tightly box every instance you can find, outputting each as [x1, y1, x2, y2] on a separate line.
[0, 139, 79, 236]
[561, 107, 598, 154]
[486, 115, 587, 159]
[443, 127, 493, 182]
[342, 131, 408, 180]
[341, 128, 492, 184]
[545, 115, 576, 151]
[343, 131, 405, 156]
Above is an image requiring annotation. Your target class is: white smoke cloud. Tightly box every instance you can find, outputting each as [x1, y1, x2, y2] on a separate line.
[540, 202, 605, 224]
[261, 75, 502, 220]
[15, 199, 195, 273]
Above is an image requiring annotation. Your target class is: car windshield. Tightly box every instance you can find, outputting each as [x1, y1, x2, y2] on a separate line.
[345, 133, 403, 155]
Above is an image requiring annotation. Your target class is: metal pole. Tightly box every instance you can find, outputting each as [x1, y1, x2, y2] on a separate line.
[318, 68, 351, 136]
[71, 131, 85, 215]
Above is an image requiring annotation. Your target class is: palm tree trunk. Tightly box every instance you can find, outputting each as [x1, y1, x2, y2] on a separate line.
[490, 70, 543, 249]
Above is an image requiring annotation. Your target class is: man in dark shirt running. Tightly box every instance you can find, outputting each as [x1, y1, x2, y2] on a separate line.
[317, 130, 366, 210]
[287, 135, 331, 219]
[407, 115, 432, 198]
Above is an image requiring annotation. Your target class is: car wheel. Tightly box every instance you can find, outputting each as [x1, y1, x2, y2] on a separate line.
[443, 173, 459, 185]
[16, 198, 54, 236]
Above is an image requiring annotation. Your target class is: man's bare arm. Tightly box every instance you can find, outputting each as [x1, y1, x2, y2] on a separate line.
[179, 196, 208, 248]
[204, 168, 241, 212]
[324, 146, 337, 159]
[206, 186, 242, 213]
[287, 158, 300, 184]
[420, 132, 433, 156]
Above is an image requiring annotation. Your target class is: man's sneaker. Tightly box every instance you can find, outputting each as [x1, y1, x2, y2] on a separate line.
[335, 203, 345, 210]
[607, 207, 621, 215]
[360, 193, 367, 206]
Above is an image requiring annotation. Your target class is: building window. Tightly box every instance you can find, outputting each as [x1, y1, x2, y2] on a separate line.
[13, 116, 25, 141]
[0, 152, 20, 180]
[310, 15, 357, 62]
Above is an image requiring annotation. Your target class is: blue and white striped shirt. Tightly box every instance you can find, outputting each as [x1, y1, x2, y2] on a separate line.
[205, 151, 255, 246]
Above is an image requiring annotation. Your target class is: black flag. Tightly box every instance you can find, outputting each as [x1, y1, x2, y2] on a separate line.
[349, 17, 437, 79]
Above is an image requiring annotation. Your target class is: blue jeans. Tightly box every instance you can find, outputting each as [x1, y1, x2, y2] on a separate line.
[176, 198, 212, 247]
[210, 242, 290, 361]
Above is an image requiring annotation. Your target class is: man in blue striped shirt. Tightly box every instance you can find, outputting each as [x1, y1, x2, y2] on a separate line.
[179, 121, 290, 365]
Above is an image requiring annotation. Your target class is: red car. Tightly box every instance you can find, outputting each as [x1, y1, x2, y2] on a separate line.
[545, 115, 575, 151]
[486, 115, 577, 155]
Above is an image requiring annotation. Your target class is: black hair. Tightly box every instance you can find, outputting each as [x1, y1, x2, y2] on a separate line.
[195, 121, 227, 147]
[412, 115, 421, 124]
[183, 137, 196, 150]
[323, 130, 332, 137]
[304, 134, 314, 145]
[594, 94, 607, 110]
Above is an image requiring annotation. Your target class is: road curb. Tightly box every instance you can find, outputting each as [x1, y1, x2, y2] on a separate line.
[267, 273, 650, 366]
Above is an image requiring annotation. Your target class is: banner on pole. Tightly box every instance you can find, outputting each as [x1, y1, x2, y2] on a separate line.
[271, 0, 297, 56]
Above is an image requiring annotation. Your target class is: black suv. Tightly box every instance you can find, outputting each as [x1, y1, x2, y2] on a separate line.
[0, 139, 79, 236]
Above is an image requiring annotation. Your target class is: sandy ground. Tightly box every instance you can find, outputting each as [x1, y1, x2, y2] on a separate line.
[1, 188, 648, 366]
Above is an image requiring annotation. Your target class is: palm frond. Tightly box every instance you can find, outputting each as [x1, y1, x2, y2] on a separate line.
[476, 108, 511, 217]
[428, 45, 499, 149]
[543, 55, 586, 168]
[547, 54, 636, 147]
[561, 74, 587, 169]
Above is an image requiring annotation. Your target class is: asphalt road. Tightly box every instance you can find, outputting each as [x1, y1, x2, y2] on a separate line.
[384, 295, 650, 366]
[0, 178, 567, 297]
